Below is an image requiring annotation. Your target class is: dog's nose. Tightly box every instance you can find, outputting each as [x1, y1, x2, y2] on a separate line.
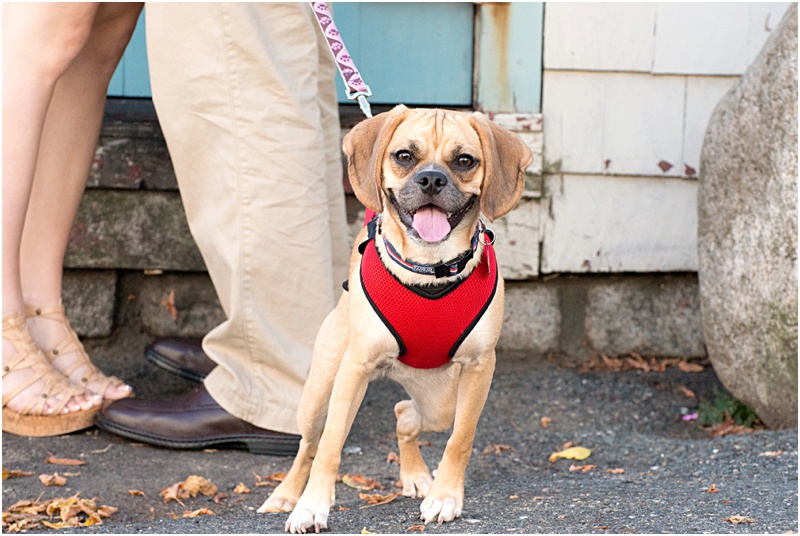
[414, 170, 448, 195]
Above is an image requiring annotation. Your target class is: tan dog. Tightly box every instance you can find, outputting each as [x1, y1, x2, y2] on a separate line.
[258, 105, 532, 533]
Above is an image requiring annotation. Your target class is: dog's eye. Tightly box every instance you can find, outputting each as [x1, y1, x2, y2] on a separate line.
[456, 154, 476, 169]
[394, 150, 414, 164]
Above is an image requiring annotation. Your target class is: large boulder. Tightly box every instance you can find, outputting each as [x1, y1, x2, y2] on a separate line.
[698, 5, 798, 428]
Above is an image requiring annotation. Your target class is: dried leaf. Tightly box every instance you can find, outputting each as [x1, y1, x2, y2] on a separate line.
[706, 484, 719, 493]
[605, 468, 625, 474]
[2, 493, 116, 533]
[540, 417, 551, 429]
[233, 483, 251, 494]
[182, 508, 215, 518]
[725, 515, 756, 525]
[358, 492, 400, 508]
[418, 441, 432, 447]
[759, 450, 784, 457]
[678, 385, 696, 398]
[266, 472, 286, 482]
[45, 455, 85, 466]
[561, 441, 575, 449]
[568, 464, 596, 473]
[162, 289, 178, 320]
[708, 418, 754, 438]
[509, 495, 519, 499]
[361, 528, 376, 534]
[343, 474, 384, 491]
[481, 444, 514, 455]
[128, 489, 146, 497]
[39, 473, 67, 486]
[386, 451, 400, 464]
[213, 493, 228, 505]
[407, 525, 425, 531]
[677, 361, 704, 373]
[160, 475, 218, 504]
[253, 473, 277, 488]
[2, 468, 35, 480]
[549, 446, 591, 463]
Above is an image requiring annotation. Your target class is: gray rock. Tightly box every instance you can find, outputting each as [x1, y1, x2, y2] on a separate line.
[137, 272, 225, 337]
[62, 270, 117, 338]
[697, 5, 798, 428]
[498, 282, 560, 355]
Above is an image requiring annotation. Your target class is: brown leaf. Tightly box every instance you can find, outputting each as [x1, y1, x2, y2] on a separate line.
[161, 289, 178, 321]
[128, 490, 146, 497]
[39, 473, 66, 486]
[358, 492, 400, 508]
[481, 444, 514, 455]
[561, 441, 575, 449]
[233, 483, 251, 494]
[160, 475, 218, 504]
[45, 455, 85, 466]
[361, 528, 376, 535]
[418, 441, 432, 447]
[386, 452, 400, 464]
[2, 493, 117, 532]
[540, 417, 551, 429]
[266, 472, 286, 482]
[708, 418, 754, 438]
[407, 525, 425, 531]
[759, 450, 784, 457]
[568, 464, 596, 473]
[253, 473, 277, 488]
[2, 468, 35, 480]
[706, 484, 720, 493]
[678, 385, 696, 398]
[182, 508, 215, 518]
[213, 493, 228, 505]
[605, 468, 625, 474]
[677, 360, 704, 373]
[724, 515, 755, 525]
[343, 474, 384, 491]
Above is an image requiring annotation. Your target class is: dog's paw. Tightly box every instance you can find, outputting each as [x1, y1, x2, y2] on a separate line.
[400, 468, 433, 498]
[419, 484, 463, 525]
[257, 493, 297, 514]
[285, 499, 330, 534]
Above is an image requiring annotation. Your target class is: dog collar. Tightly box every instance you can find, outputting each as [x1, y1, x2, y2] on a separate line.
[360, 215, 494, 279]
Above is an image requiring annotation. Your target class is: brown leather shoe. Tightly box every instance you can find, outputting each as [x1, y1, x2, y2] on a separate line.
[94, 386, 300, 455]
[145, 337, 216, 382]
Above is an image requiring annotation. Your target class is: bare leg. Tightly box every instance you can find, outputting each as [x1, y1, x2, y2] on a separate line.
[2, 2, 103, 415]
[21, 2, 142, 401]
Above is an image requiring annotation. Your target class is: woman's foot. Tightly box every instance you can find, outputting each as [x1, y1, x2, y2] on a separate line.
[25, 304, 133, 401]
[3, 312, 101, 436]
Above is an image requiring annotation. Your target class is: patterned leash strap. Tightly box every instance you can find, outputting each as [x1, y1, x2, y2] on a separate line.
[310, 2, 373, 118]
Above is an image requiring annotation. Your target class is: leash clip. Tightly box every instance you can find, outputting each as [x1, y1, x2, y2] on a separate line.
[478, 220, 496, 246]
[347, 89, 373, 118]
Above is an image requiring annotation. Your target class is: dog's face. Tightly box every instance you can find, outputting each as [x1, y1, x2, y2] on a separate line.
[344, 105, 533, 243]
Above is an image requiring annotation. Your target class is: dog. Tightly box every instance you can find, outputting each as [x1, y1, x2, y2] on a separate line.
[257, 105, 532, 533]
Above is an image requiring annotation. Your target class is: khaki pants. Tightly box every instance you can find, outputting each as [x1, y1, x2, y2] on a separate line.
[145, 3, 349, 434]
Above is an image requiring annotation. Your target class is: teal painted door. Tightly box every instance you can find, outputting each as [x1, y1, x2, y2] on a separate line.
[108, 4, 473, 105]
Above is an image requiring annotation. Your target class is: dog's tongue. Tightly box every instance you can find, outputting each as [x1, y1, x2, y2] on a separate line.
[412, 206, 451, 242]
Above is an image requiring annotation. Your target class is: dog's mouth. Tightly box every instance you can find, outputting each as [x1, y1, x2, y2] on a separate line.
[389, 192, 476, 243]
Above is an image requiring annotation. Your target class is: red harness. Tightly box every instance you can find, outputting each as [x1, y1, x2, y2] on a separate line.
[357, 218, 498, 369]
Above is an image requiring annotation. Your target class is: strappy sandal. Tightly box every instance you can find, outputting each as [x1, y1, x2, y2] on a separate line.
[2, 312, 99, 436]
[25, 304, 133, 401]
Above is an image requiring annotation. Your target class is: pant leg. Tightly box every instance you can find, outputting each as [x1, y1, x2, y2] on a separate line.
[145, 2, 347, 434]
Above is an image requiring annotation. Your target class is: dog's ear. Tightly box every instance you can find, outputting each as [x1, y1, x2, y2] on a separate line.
[343, 104, 410, 213]
[470, 112, 533, 222]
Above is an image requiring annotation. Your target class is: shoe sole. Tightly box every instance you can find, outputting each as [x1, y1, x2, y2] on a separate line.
[3, 406, 98, 437]
[145, 348, 208, 383]
[94, 414, 299, 456]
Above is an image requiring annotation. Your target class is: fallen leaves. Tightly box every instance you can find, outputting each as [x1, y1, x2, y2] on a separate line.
[708, 418, 755, 438]
[361, 528, 376, 534]
[128, 490, 146, 497]
[160, 476, 218, 506]
[2, 494, 116, 532]
[759, 450, 785, 457]
[407, 524, 425, 531]
[705, 484, 719, 493]
[2, 469, 34, 480]
[386, 451, 400, 464]
[725, 515, 756, 525]
[44, 455, 85, 466]
[605, 468, 625, 475]
[233, 483, 251, 494]
[342, 474, 384, 491]
[577, 354, 706, 374]
[358, 492, 401, 508]
[182, 508, 215, 518]
[568, 464, 596, 473]
[39, 473, 67, 487]
[161, 289, 178, 320]
[549, 446, 591, 463]
[482, 444, 514, 455]
[540, 417, 552, 429]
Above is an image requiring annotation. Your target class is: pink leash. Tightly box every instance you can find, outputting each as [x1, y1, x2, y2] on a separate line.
[310, 2, 373, 118]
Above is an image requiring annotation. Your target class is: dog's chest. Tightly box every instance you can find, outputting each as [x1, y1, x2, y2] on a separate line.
[359, 240, 498, 369]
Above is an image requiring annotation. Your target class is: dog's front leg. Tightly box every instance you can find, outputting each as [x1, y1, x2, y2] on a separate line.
[285, 348, 373, 534]
[419, 352, 496, 525]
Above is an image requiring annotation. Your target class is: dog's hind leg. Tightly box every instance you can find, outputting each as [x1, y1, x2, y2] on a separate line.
[395, 368, 459, 499]
[258, 304, 348, 514]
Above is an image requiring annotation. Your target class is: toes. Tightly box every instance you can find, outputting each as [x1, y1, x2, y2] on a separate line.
[258, 496, 296, 514]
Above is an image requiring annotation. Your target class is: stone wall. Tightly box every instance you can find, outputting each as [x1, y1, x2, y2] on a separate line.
[64, 99, 706, 363]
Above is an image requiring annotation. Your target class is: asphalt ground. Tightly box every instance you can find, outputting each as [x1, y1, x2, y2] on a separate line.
[2, 327, 797, 534]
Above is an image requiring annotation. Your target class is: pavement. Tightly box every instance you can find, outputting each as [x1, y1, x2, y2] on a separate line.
[2, 325, 797, 534]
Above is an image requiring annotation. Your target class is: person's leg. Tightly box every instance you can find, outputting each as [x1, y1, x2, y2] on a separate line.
[20, 2, 142, 402]
[2, 2, 102, 416]
[144, 2, 348, 434]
